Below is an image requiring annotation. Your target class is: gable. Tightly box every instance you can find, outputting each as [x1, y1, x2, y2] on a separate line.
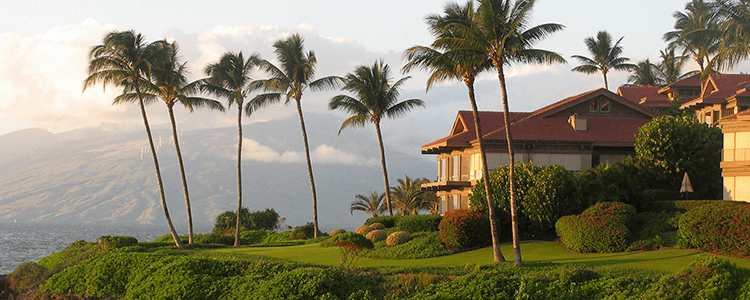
[529, 88, 658, 120]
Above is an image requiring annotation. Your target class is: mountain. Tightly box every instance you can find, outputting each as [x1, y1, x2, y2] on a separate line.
[0, 114, 434, 231]
[0, 128, 58, 163]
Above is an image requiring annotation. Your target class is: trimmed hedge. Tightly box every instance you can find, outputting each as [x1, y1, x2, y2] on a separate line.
[678, 202, 750, 257]
[438, 209, 490, 252]
[355, 225, 373, 236]
[556, 202, 636, 253]
[365, 216, 398, 228]
[366, 230, 387, 243]
[395, 214, 442, 233]
[387, 231, 411, 246]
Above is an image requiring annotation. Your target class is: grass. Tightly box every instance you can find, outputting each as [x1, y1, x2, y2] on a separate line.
[202, 241, 750, 273]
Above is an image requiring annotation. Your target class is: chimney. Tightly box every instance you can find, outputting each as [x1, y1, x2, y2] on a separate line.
[568, 114, 587, 131]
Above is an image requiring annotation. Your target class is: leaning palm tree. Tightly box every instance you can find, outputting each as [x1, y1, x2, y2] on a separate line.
[83, 30, 184, 249]
[402, 0, 505, 262]
[201, 51, 261, 247]
[664, 0, 724, 78]
[248, 34, 344, 237]
[329, 60, 425, 217]
[442, 0, 566, 265]
[350, 192, 386, 218]
[123, 41, 225, 245]
[625, 59, 663, 87]
[571, 31, 635, 90]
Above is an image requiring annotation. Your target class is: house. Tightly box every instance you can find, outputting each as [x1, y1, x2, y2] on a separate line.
[719, 109, 750, 202]
[677, 74, 750, 123]
[421, 88, 659, 214]
[617, 85, 676, 113]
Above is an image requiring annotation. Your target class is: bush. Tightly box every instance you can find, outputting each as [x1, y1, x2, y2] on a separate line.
[365, 215, 399, 228]
[555, 202, 636, 253]
[241, 230, 270, 245]
[356, 225, 374, 236]
[644, 200, 724, 213]
[362, 232, 453, 259]
[37, 240, 105, 273]
[330, 229, 346, 236]
[98, 235, 138, 249]
[370, 222, 386, 230]
[291, 222, 326, 240]
[330, 232, 374, 250]
[6, 262, 51, 294]
[213, 207, 281, 233]
[387, 231, 411, 247]
[645, 256, 749, 300]
[678, 202, 750, 257]
[578, 162, 646, 209]
[395, 214, 442, 233]
[366, 230, 388, 243]
[439, 209, 490, 252]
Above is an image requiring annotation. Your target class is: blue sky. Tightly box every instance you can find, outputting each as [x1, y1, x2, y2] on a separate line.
[0, 0, 742, 153]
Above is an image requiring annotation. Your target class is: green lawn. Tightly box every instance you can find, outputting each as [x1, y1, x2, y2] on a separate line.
[204, 241, 750, 273]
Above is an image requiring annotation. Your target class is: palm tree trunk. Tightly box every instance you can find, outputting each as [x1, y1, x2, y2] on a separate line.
[168, 106, 194, 245]
[602, 70, 609, 90]
[465, 77, 505, 263]
[374, 120, 393, 216]
[234, 103, 243, 247]
[136, 89, 184, 249]
[295, 99, 319, 238]
[495, 64, 522, 266]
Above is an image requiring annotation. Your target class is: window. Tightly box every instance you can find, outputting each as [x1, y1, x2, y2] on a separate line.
[452, 195, 459, 211]
[600, 99, 610, 112]
[451, 156, 460, 181]
[439, 158, 447, 181]
[440, 196, 447, 214]
[589, 100, 599, 112]
[589, 98, 610, 112]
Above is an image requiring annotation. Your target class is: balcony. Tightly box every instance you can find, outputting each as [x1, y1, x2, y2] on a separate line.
[421, 181, 473, 192]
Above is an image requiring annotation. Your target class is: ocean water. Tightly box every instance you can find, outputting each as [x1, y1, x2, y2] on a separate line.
[0, 222, 212, 274]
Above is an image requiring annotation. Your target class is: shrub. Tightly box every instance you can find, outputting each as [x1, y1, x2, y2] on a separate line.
[98, 235, 138, 249]
[395, 214, 442, 233]
[213, 207, 281, 233]
[555, 202, 636, 253]
[366, 230, 387, 243]
[37, 240, 105, 273]
[643, 200, 724, 213]
[365, 215, 398, 228]
[645, 256, 748, 300]
[387, 231, 411, 247]
[262, 231, 294, 244]
[241, 230, 270, 245]
[438, 209, 490, 252]
[330, 229, 346, 236]
[6, 262, 52, 294]
[192, 233, 232, 245]
[578, 162, 646, 209]
[291, 222, 326, 240]
[356, 225, 374, 236]
[362, 232, 453, 260]
[678, 202, 750, 257]
[370, 222, 386, 230]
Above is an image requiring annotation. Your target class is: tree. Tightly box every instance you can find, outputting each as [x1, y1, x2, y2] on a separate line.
[715, 0, 750, 70]
[625, 59, 663, 87]
[664, 0, 724, 78]
[201, 51, 261, 247]
[443, 0, 566, 265]
[571, 31, 635, 90]
[82, 30, 184, 249]
[634, 116, 722, 200]
[119, 41, 225, 245]
[402, 0, 504, 260]
[213, 207, 281, 233]
[390, 176, 438, 215]
[329, 60, 424, 216]
[350, 192, 386, 218]
[657, 47, 697, 86]
[249, 34, 344, 237]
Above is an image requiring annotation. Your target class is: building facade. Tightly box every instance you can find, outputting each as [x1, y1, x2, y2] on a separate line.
[720, 109, 750, 202]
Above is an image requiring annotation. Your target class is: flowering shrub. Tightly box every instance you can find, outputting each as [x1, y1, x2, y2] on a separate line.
[387, 231, 411, 246]
[329, 229, 346, 236]
[438, 209, 490, 251]
[678, 202, 750, 257]
[366, 230, 387, 243]
[555, 202, 636, 253]
[369, 223, 386, 230]
[355, 225, 373, 236]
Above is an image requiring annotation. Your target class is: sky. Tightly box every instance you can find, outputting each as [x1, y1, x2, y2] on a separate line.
[1, 0, 747, 155]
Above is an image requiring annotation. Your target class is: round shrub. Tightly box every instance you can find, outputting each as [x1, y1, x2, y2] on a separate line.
[395, 214, 442, 233]
[369, 223, 386, 230]
[678, 202, 750, 257]
[555, 202, 636, 253]
[438, 209, 490, 252]
[355, 225, 373, 236]
[365, 230, 387, 243]
[387, 231, 411, 246]
[329, 229, 346, 236]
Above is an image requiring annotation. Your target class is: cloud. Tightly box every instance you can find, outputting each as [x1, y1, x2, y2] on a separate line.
[239, 138, 377, 166]
[311, 144, 378, 167]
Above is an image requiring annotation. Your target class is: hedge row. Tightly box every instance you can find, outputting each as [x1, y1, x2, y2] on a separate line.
[678, 202, 750, 257]
[364, 214, 442, 233]
[556, 202, 636, 253]
[642, 200, 724, 213]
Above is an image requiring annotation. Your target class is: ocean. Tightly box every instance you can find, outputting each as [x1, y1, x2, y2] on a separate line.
[0, 222, 213, 275]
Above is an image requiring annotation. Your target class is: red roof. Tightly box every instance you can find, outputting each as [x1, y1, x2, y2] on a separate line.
[668, 74, 701, 88]
[617, 85, 670, 107]
[421, 111, 531, 150]
[682, 74, 750, 108]
[483, 117, 649, 144]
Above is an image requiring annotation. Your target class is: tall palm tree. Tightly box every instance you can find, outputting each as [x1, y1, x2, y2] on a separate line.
[83, 30, 184, 249]
[625, 59, 663, 87]
[657, 48, 697, 86]
[442, 0, 566, 265]
[248, 34, 344, 237]
[571, 31, 635, 90]
[402, 0, 505, 262]
[664, 0, 724, 78]
[201, 51, 261, 247]
[715, 0, 750, 71]
[121, 41, 225, 245]
[350, 192, 386, 218]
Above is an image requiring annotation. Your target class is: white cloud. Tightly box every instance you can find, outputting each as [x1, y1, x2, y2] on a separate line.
[312, 144, 378, 167]
[242, 138, 302, 163]
[238, 138, 377, 166]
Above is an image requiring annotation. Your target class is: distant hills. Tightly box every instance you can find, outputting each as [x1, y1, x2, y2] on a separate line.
[0, 114, 434, 231]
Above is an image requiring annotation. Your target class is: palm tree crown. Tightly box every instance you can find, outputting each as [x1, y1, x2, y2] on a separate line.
[625, 59, 663, 87]
[664, 0, 724, 77]
[350, 192, 386, 218]
[571, 31, 635, 90]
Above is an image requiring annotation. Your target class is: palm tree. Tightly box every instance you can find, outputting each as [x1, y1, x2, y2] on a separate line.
[329, 60, 424, 217]
[402, 0, 505, 262]
[715, 0, 750, 71]
[664, 0, 724, 77]
[390, 176, 437, 215]
[248, 34, 344, 237]
[625, 59, 663, 87]
[201, 51, 261, 247]
[657, 48, 697, 86]
[442, 0, 566, 265]
[82, 30, 184, 249]
[571, 31, 635, 90]
[350, 192, 386, 218]
[122, 41, 225, 245]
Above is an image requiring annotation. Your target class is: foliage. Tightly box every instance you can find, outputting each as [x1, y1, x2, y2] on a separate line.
[644, 256, 750, 300]
[356, 225, 374, 236]
[395, 214, 442, 233]
[213, 207, 280, 234]
[365, 216, 398, 228]
[389, 176, 438, 215]
[471, 163, 582, 239]
[350, 191, 387, 218]
[98, 235, 138, 249]
[6, 262, 52, 294]
[678, 201, 750, 257]
[634, 116, 722, 200]
[366, 230, 388, 243]
[556, 202, 636, 253]
[240, 230, 270, 245]
[642, 200, 722, 213]
[439, 209, 491, 252]
[571, 30, 636, 90]
[361, 232, 454, 260]
[37, 240, 105, 273]
[578, 161, 646, 210]
[387, 231, 412, 247]
[330, 229, 346, 236]
[291, 222, 326, 240]
[370, 223, 386, 230]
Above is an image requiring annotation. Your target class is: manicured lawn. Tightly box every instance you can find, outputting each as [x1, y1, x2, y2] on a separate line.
[204, 241, 750, 273]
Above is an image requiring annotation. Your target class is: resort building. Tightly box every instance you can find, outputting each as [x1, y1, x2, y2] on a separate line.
[676, 74, 750, 124]
[720, 109, 750, 202]
[421, 88, 659, 214]
[617, 85, 676, 113]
